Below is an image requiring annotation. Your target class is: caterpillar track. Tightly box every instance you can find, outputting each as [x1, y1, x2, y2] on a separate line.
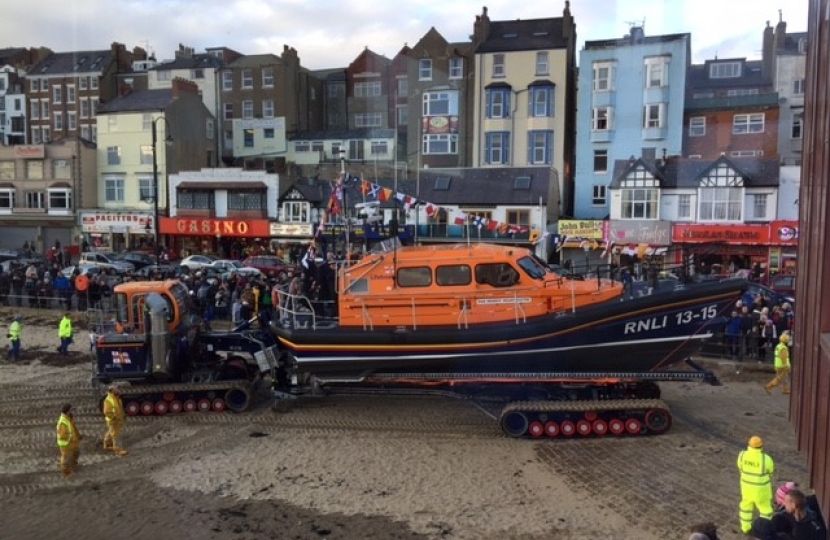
[499, 399, 671, 439]
[111, 381, 254, 416]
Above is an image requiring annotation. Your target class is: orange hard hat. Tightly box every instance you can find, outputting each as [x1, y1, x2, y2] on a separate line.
[749, 436, 764, 449]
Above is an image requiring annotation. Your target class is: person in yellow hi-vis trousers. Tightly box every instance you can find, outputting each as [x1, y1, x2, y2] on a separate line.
[102, 385, 128, 456]
[737, 435, 775, 533]
[56, 403, 81, 478]
[765, 332, 791, 394]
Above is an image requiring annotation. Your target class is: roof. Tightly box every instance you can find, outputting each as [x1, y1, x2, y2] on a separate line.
[611, 156, 781, 189]
[311, 68, 346, 81]
[585, 31, 690, 50]
[97, 89, 172, 113]
[685, 93, 780, 111]
[227, 54, 281, 68]
[476, 18, 569, 53]
[178, 181, 267, 190]
[687, 59, 770, 91]
[150, 54, 224, 71]
[29, 49, 112, 76]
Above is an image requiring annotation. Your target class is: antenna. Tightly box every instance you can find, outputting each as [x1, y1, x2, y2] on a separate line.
[625, 18, 646, 30]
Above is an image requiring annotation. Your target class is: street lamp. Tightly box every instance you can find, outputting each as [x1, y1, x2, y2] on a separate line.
[151, 116, 173, 264]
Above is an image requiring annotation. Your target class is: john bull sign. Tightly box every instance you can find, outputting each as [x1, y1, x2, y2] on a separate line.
[558, 220, 604, 239]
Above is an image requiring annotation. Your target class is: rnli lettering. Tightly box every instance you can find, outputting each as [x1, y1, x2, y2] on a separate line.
[175, 219, 250, 235]
[624, 305, 719, 334]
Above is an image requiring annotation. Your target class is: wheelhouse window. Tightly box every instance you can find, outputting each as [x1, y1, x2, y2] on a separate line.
[397, 267, 432, 288]
[475, 263, 519, 287]
[435, 265, 472, 286]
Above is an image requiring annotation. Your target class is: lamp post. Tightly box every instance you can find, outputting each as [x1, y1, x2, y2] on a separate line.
[151, 116, 173, 264]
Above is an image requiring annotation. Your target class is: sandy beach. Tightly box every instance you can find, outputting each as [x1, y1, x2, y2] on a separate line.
[0, 306, 808, 540]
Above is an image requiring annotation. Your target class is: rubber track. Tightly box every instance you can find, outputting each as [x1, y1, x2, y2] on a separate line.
[501, 398, 667, 415]
[117, 380, 251, 398]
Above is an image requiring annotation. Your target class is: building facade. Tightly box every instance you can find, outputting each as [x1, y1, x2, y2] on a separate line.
[768, 18, 807, 166]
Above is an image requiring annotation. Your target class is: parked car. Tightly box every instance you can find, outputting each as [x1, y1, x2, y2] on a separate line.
[117, 251, 156, 270]
[207, 259, 263, 279]
[79, 252, 135, 273]
[240, 255, 298, 280]
[134, 264, 177, 279]
[180, 254, 218, 271]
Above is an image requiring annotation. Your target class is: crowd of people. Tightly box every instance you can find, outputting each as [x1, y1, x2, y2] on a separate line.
[725, 293, 796, 363]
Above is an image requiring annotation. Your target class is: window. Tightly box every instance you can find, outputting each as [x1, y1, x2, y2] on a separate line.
[689, 116, 706, 137]
[178, 190, 215, 210]
[31, 130, 42, 144]
[191, 68, 204, 79]
[731, 150, 764, 157]
[593, 149, 608, 172]
[48, 189, 72, 210]
[492, 54, 505, 77]
[142, 114, 152, 130]
[242, 100, 253, 119]
[370, 140, 388, 155]
[397, 267, 432, 288]
[224, 103, 233, 120]
[30, 79, 38, 93]
[793, 79, 805, 95]
[90, 97, 98, 114]
[241, 69, 253, 89]
[90, 76, 98, 90]
[312, 141, 324, 153]
[105, 177, 125, 202]
[792, 116, 803, 139]
[527, 130, 552, 165]
[262, 99, 274, 118]
[222, 71, 233, 91]
[593, 62, 613, 91]
[67, 112, 76, 131]
[0, 189, 14, 209]
[592, 107, 612, 130]
[228, 191, 265, 211]
[52, 85, 62, 104]
[40, 79, 48, 92]
[643, 104, 665, 128]
[0, 161, 15, 180]
[419, 59, 432, 81]
[80, 99, 89, 119]
[348, 140, 364, 161]
[727, 88, 759, 96]
[677, 194, 692, 219]
[263, 128, 274, 139]
[355, 113, 382, 127]
[397, 106, 408, 127]
[243, 129, 254, 147]
[485, 132, 510, 164]
[207, 119, 214, 139]
[752, 194, 768, 220]
[27, 161, 43, 179]
[733, 113, 765, 134]
[621, 188, 659, 219]
[41, 99, 50, 119]
[354, 81, 381, 97]
[592, 185, 607, 205]
[282, 201, 309, 222]
[107, 146, 121, 165]
[535, 52, 550, 75]
[78, 77, 88, 90]
[66, 85, 76, 104]
[396, 77, 408, 96]
[30, 101, 40, 120]
[449, 57, 464, 79]
[699, 187, 742, 221]
[262, 68, 274, 87]
[422, 134, 458, 155]
[139, 145, 153, 165]
[139, 177, 153, 202]
[423, 91, 457, 116]
[26, 191, 45, 209]
[486, 88, 510, 118]
[436, 265, 472, 286]
[505, 210, 530, 226]
[42, 127, 51, 142]
[156, 70, 171, 82]
[644, 57, 668, 88]
[81, 126, 90, 140]
[709, 61, 741, 79]
[295, 141, 310, 152]
[529, 85, 554, 117]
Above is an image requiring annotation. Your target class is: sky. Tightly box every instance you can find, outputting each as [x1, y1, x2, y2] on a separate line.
[0, 0, 809, 70]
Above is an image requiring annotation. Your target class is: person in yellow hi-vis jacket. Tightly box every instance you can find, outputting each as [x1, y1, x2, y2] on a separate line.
[56, 403, 82, 478]
[102, 385, 128, 456]
[58, 312, 73, 356]
[765, 332, 792, 394]
[737, 435, 775, 533]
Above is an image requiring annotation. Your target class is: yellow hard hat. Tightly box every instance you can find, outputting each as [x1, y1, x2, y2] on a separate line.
[749, 436, 764, 449]
[780, 333, 790, 344]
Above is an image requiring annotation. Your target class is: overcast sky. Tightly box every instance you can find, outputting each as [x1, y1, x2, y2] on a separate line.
[1, 0, 809, 70]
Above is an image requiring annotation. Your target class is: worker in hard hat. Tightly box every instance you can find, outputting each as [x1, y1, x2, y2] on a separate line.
[102, 385, 128, 456]
[7, 314, 22, 361]
[56, 403, 82, 478]
[737, 435, 776, 533]
[765, 332, 791, 395]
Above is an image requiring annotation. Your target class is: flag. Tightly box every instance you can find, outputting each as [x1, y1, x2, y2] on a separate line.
[378, 188, 392, 202]
[486, 220, 499, 231]
[425, 203, 437, 217]
[556, 235, 569, 252]
[498, 222, 509, 235]
[601, 242, 615, 258]
[473, 216, 486, 230]
[529, 229, 540, 243]
[404, 196, 417, 211]
[360, 180, 371, 195]
[367, 182, 380, 200]
[452, 210, 468, 226]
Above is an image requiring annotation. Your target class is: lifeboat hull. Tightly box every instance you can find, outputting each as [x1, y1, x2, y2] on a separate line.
[271, 279, 744, 378]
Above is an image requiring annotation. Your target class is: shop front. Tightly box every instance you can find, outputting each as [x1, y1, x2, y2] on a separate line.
[607, 220, 673, 277]
[556, 219, 605, 271]
[159, 217, 271, 259]
[79, 211, 154, 253]
[671, 223, 770, 276]
[768, 220, 799, 276]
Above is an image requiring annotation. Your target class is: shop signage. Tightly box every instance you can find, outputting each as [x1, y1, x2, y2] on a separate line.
[80, 211, 153, 233]
[421, 115, 459, 135]
[270, 222, 314, 237]
[608, 220, 671, 245]
[672, 224, 770, 244]
[558, 219, 604, 239]
[13, 145, 45, 159]
[769, 220, 799, 246]
[160, 217, 270, 237]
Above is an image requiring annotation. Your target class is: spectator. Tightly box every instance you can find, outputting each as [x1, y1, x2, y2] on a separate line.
[726, 310, 743, 359]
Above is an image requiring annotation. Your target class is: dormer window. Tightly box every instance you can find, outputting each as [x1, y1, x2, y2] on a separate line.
[709, 61, 741, 79]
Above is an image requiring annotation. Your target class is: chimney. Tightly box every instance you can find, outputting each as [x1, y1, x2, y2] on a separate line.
[171, 77, 199, 98]
[774, 12, 787, 52]
[629, 26, 645, 44]
[473, 7, 490, 50]
[762, 20, 774, 81]
[111, 42, 132, 70]
[562, 1, 573, 40]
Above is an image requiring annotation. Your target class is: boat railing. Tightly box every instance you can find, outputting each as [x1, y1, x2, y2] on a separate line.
[275, 290, 320, 329]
